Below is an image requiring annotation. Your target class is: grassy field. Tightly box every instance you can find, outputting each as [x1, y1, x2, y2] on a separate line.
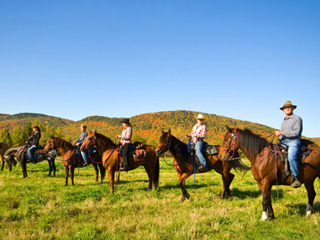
[0, 158, 320, 240]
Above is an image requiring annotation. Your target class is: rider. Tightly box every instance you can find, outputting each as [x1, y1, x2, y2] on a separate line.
[26, 126, 41, 162]
[73, 124, 89, 166]
[116, 118, 132, 171]
[275, 100, 303, 188]
[185, 114, 207, 171]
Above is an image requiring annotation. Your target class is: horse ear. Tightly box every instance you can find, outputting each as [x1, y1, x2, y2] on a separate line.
[225, 125, 231, 132]
[89, 129, 92, 134]
[161, 129, 165, 134]
[168, 129, 171, 136]
[94, 130, 97, 135]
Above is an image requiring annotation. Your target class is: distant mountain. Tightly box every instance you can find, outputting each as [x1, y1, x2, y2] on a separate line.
[1, 111, 319, 146]
[0, 113, 74, 131]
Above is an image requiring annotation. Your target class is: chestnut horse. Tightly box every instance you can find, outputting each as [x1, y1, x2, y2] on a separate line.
[219, 126, 320, 220]
[44, 137, 105, 186]
[80, 131, 160, 193]
[3, 145, 56, 178]
[0, 142, 15, 171]
[155, 129, 250, 201]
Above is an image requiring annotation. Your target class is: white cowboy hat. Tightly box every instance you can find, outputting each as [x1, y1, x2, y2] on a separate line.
[196, 114, 205, 120]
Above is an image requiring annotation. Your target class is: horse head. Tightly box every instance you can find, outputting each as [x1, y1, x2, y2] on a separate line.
[44, 136, 56, 152]
[155, 129, 173, 156]
[81, 130, 96, 151]
[219, 126, 240, 161]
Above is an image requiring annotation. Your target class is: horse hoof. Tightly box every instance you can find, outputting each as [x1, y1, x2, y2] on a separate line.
[185, 193, 190, 200]
[306, 211, 312, 217]
[181, 197, 186, 202]
[260, 211, 268, 221]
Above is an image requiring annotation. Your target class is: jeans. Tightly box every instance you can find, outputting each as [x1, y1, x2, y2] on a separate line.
[28, 145, 37, 161]
[195, 140, 206, 167]
[81, 151, 89, 163]
[282, 139, 302, 177]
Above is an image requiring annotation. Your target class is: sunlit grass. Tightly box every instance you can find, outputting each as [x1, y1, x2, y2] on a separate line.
[0, 157, 319, 239]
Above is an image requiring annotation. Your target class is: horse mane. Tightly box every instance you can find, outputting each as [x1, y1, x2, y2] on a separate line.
[236, 128, 270, 156]
[95, 133, 116, 147]
[53, 137, 73, 149]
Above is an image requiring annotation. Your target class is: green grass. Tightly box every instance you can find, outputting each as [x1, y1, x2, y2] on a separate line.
[0, 158, 320, 239]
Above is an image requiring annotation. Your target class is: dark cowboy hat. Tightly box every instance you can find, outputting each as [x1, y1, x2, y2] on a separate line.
[280, 100, 297, 110]
[121, 118, 130, 125]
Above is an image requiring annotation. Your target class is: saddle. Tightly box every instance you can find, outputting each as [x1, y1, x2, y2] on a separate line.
[128, 142, 147, 162]
[17, 145, 54, 163]
[276, 140, 314, 183]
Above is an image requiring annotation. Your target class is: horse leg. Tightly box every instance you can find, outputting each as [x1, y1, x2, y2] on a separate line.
[21, 157, 27, 178]
[178, 172, 192, 202]
[48, 160, 52, 176]
[53, 160, 56, 177]
[0, 156, 4, 171]
[304, 177, 316, 217]
[9, 164, 12, 172]
[107, 168, 115, 193]
[92, 164, 99, 183]
[260, 183, 273, 221]
[70, 165, 75, 186]
[221, 161, 235, 198]
[98, 164, 106, 184]
[64, 165, 69, 186]
[144, 165, 153, 191]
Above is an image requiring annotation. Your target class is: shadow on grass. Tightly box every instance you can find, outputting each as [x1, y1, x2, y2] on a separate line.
[230, 188, 284, 200]
[286, 202, 320, 216]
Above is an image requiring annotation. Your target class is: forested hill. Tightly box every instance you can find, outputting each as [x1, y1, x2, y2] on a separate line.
[63, 111, 278, 145]
[1, 111, 319, 147]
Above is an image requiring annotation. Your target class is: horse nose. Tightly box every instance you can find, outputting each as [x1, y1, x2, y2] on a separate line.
[155, 148, 161, 156]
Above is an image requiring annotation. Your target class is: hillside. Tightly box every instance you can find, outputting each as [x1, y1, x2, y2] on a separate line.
[1, 111, 319, 146]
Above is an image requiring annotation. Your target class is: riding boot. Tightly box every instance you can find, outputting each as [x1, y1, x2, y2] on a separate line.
[291, 176, 301, 188]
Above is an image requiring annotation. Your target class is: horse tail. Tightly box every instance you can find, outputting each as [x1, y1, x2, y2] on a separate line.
[229, 158, 251, 172]
[154, 155, 160, 188]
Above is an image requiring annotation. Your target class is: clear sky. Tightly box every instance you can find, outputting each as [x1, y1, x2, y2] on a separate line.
[0, 1, 319, 137]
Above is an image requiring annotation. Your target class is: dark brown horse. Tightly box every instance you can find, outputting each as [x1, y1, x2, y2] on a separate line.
[3, 145, 56, 178]
[0, 142, 15, 171]
[44, 136, 106, 186]
[80, 131, 160, 193]
[219, 126, 320, 220]
[155, 129, 250, 201]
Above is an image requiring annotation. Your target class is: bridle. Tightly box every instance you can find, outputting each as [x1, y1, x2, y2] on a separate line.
[221, 129, 238, 159]
[156, 135, 173, 155]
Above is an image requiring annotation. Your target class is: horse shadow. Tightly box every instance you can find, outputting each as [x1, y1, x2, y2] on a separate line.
[228, 188, 285, 200]
[286, 202, 320, 216]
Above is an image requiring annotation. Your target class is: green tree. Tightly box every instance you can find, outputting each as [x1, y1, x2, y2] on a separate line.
[0, 128, 12, 145]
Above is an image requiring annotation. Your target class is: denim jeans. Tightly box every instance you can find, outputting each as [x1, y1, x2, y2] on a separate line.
[28, 145, 37, 161]
[81, 151, 89, 163]
[282, 139, 302, 177]
[195, 140, 206, 167]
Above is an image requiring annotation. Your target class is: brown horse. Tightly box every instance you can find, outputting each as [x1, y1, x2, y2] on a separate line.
[219, 126, 320, 220]
[3, 145, 56, 178]
[44, 137, 106, 186]
[80, 131, 160, 193]
[155, 129, 250, 201]
[1, 142, 16, 171]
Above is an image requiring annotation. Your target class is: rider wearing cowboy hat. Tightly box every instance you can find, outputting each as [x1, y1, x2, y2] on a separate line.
[275, 101, 303, 188]
[185, 114, 207, 171]
[116, 118, 133, 171]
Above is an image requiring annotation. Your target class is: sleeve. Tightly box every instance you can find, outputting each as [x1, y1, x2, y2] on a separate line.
[282, 117, 303, 138]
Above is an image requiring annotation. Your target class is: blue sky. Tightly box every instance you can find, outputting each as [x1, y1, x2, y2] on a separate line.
[0, 1, 319, 137]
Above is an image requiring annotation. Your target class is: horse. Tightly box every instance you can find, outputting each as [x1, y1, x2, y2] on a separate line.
[155, 129, 250, 202]
[0, 142, 16, 171]
[219, 126, 320, 220]
[3, 145, 56, 178]
[44, 136, 106, 186]
[80, 130, 160, 193]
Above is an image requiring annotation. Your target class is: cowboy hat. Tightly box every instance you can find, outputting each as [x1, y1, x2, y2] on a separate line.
[280, 100, 297, 110]
[121, 118, 130, 125]
[196, 114, 205, 120]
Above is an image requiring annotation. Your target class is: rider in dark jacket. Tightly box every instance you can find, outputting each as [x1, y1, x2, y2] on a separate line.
[27, 126, 41, 162]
